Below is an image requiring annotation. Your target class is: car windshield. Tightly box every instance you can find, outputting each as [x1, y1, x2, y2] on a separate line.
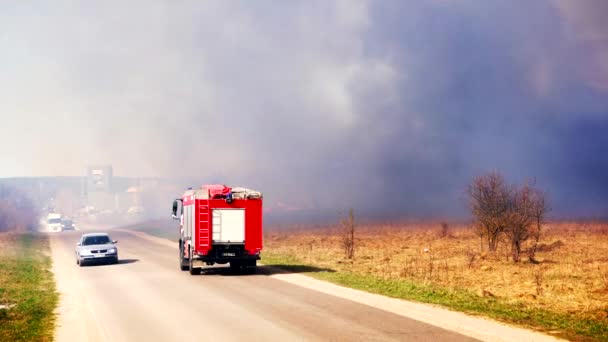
[62, 220, 73, 225]
[48, 218, 61, 224]
[82, 236, 111, 245]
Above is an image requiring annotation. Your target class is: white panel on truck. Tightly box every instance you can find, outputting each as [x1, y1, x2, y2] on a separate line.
[212, 209, 245, 243]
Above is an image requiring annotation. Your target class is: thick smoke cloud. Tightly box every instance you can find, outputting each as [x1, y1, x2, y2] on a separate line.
[0, 1, 607, 218]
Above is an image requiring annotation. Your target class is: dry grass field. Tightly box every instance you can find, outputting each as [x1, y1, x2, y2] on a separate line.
[264, 221, 608, 340]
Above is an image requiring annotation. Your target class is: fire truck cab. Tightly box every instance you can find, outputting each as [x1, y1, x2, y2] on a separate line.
[172, 185, 263, 275]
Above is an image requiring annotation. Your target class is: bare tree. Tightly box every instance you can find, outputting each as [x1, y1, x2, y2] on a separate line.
[472, 222, 485, 251]
[341, 208, 355, 259]
[468, 172, 551, 263]
[438, 221, 450, 238]
[504, 180, 551, 263]
[467, 171, 512, 252]
[527, 187, 551, 263]
[504, 183, 535, 262]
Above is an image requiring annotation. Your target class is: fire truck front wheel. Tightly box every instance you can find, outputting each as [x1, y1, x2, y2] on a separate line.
[188, 247, 202, 275]
[179, 240, 189, 271]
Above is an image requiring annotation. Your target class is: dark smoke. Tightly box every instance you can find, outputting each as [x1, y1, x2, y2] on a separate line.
[1, 1, 607, 219]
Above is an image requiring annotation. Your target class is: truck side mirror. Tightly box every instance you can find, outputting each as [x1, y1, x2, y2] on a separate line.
[172, 200, 178, 216]
[172, 199, 181, 220]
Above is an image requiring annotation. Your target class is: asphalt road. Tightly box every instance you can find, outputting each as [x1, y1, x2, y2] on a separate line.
[50, 229, 478, 342]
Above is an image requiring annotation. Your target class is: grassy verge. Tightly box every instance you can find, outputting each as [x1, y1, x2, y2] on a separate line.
[0, 233, 58, 342]
[263, 251, 608, 342]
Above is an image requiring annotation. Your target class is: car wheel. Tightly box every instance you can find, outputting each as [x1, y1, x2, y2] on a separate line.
[79, 260, 85, 267]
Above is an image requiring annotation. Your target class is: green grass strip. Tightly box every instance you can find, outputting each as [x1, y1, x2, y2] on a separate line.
[0, 233, 58, 342]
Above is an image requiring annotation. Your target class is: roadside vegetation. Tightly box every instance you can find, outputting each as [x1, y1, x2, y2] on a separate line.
[264, 221, 608, 341]
[265, 172, 608, 341]
[0, 232, 58, 341]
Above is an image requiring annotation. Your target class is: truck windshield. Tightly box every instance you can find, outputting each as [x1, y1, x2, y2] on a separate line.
[82, 236, 111, 245]
[48, 218, 61, 224]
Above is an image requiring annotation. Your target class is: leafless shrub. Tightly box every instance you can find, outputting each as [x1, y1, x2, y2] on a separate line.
[307, 240, 315, 263]
[528, 188, 551, 263]
[465, 249, 477, 268]
[341, 208, 355, 259]
[505, 181, 551, 263]
[438, 221, 450, 238]
[534, 268, 546, 296]
[382, 255, 392, 277]
[401, 255, 420, 278]
[468, 172, 550, 263]
[468, 171, 512, 252]
[440, 259, 450, 281]
[425, 254, 435, 281]
[504, 183, 535, 262]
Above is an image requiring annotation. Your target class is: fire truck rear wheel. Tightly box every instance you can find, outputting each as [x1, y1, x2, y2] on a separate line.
[245, 260, 257, 274]
[230, 262, 242, 272]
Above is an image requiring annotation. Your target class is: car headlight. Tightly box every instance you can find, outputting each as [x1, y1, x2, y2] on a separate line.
[80, 249, 90, 255]
[108, 248, 116, 254]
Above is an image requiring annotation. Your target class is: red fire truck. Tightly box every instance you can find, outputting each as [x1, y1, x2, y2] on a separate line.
[172, 185, 263, 275]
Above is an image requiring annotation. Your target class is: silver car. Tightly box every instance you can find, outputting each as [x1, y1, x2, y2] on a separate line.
[75, 233, 118, 266]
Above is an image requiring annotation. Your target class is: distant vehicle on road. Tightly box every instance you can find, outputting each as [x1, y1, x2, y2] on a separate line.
[75, 233, 118, 266]
[61, 219, 76, 231]
[46, 213, 63, 232]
